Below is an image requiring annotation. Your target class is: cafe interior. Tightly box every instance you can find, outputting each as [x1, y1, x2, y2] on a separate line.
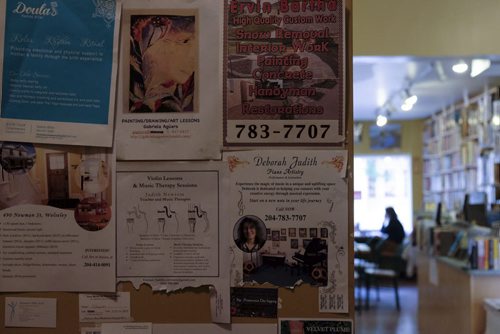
[353, 1, 500, 333]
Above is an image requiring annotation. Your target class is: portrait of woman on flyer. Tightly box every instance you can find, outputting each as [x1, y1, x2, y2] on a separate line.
[129, 14, 197, 113]
[234, 215, 266, 253]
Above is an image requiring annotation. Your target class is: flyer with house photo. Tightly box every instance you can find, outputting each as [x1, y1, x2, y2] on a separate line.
[0, 0, 120, 147]
[0, 142, 115, 292]
[115, 0, 223, 160]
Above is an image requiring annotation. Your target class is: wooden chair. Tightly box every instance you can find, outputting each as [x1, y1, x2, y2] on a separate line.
[364, 240, 406, 311]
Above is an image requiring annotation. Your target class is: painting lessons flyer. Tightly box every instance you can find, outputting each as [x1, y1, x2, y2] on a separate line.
[115, 0, 223, 160]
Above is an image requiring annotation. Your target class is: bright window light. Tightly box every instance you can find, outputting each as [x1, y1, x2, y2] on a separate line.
[452, 61, 468, 74]
[354, 154, 413, 233]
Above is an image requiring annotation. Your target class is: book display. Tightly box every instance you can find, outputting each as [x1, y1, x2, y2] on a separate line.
[422, 87, 500, 216]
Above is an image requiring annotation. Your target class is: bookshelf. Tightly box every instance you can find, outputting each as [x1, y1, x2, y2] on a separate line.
[422, 87, 500, 215]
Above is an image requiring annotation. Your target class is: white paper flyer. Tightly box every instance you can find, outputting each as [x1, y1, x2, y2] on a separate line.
[0, 142, 115, 291]
[101, 322, 152, 334]
[0, 0, 121, 147]
[5, 297, 57, 328]
[116, 161, 230, 322]
[224, 150, 348, 313]
[79, 292, 131, 323]
[115, 0, 223, 160]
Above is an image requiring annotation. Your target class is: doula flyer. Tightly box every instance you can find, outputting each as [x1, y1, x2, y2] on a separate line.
[0, 0, 120, 147]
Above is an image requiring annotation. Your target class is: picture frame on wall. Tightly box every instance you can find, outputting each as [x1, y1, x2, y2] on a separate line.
[280, 235, 287, 241]
[290, 239, 299, 249]
[369, 123, 402, 150]
[299, 228, 307, 238]
[281, 228, 287, 236]
[288, 228, 296, 238]
[272, 230, 280, 241]
[320, 228, 329, 238]
[310, 228, 318, 238]
[303, 239, 312, 248]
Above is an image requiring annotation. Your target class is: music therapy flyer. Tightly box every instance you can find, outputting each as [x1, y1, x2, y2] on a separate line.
[116, 161, 230, 322]
[0, 0, 120, 147]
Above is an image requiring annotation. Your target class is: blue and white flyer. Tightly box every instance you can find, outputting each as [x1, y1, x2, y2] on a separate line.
[0, 142, 116, 292]
[115, 0, 223, 160]
[0, 0, 121, 147]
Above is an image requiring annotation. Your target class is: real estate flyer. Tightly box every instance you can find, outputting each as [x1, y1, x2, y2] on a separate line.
[0, 0, 120, 147]
[225, 0, 345, 146]
[116, 161, 230, 322]
[115, 0, 223, 160]
[0, 142, 115, 291]
[224, 150, 348, 313]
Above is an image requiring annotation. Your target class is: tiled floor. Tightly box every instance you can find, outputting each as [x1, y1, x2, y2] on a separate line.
[355, 280, 419, 334]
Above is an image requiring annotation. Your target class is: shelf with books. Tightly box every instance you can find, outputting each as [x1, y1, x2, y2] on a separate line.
[468, 236, 500, 271]
[422, 87, 500, 213]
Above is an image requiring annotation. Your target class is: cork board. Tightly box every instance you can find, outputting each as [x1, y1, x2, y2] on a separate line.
[0, 1, 353, 332]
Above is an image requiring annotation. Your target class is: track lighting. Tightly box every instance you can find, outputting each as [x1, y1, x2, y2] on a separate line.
[470, 59, 491, 78]
[404, 90, 418, 105]
[376, 114, 388, 127]
[401, 103, 413, 112]
[452, 61, 468, 74]
[401, 90, 417, 111]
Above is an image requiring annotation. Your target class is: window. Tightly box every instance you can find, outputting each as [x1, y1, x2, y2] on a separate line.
[354, 155, 413, 234]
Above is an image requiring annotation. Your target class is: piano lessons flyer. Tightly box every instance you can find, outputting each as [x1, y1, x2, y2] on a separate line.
[224, 149, 348, 313]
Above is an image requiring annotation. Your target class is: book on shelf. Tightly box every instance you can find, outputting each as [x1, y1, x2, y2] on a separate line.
[468, 236, 500, 271]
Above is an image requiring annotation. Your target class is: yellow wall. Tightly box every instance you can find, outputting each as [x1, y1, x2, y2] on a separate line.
[354, 119, 425, 217]
[354, 0, 500, 56]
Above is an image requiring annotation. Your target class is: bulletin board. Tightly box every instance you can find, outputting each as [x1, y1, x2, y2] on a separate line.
[0, 0, 353, 332]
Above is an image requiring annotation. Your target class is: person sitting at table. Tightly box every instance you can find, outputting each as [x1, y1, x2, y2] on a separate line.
[376, 207, 406, 255]
[381, 207, 405, 244]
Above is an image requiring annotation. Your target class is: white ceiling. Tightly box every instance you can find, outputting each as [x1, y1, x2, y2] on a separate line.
[353, 56, 500, 121]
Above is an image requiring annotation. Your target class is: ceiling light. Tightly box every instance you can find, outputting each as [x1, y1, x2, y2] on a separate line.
[452, 61, 468, 74]
[401, 102, 413, 112]
[470, 59, 491, 78]
[376, 114, 388, 127]
[404, 94, 418, 105]
[492, 115, 500, 127]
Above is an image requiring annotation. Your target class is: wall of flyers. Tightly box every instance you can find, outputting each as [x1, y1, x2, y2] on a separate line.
[0, 0, 352, 332]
